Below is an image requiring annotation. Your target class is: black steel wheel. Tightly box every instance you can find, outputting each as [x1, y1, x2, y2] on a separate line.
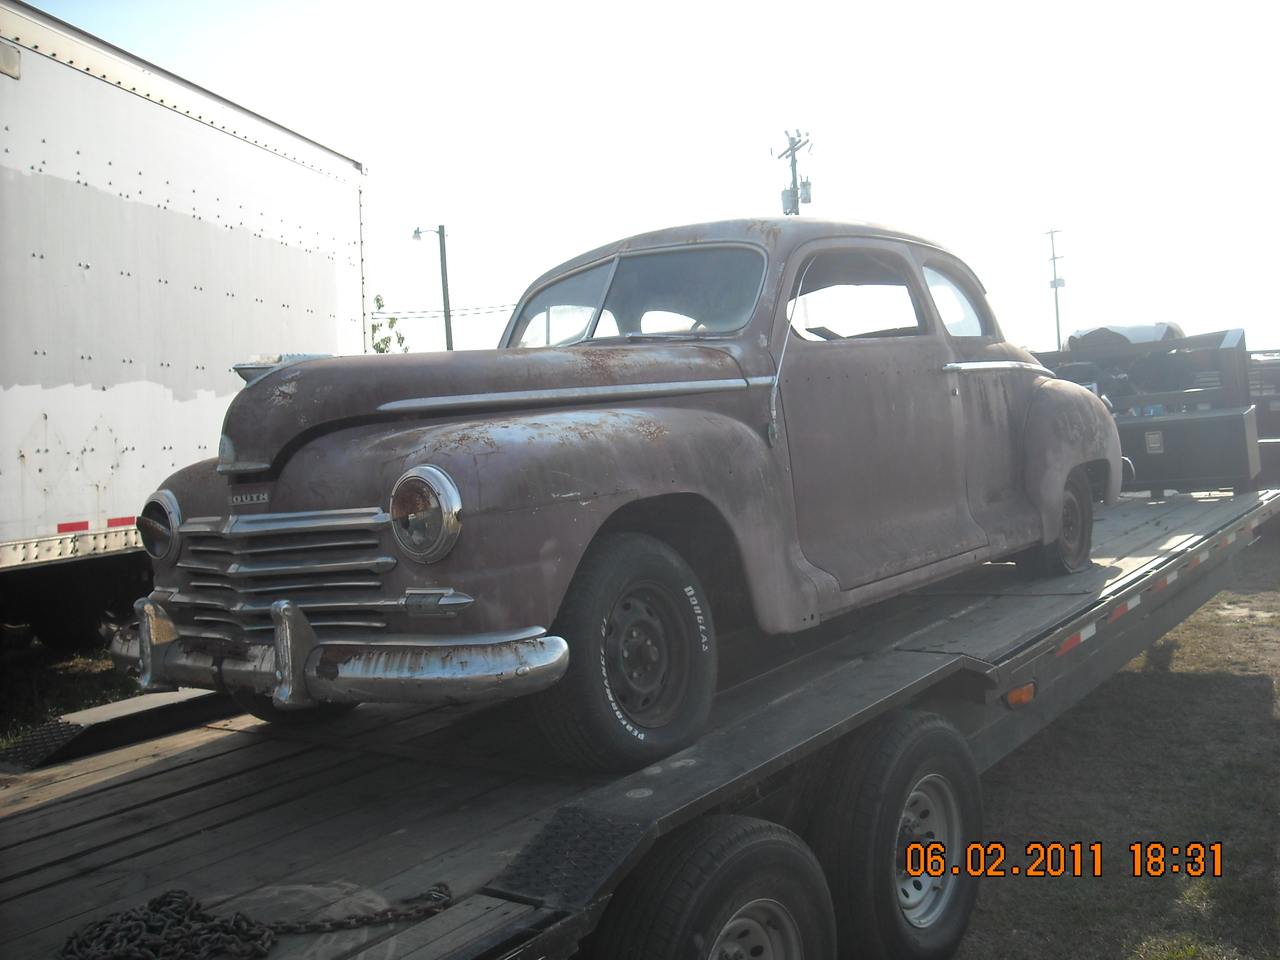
[806, 711, 983, 960]
[1021, 465, 1095, 576]
[231, 689, 356, 726]
[532, 532, 716, 772]
[592, 815, 836, 960]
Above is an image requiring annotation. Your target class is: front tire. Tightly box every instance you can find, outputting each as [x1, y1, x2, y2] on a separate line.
[807, 711, 983, 960]
[592, 815, 836, 960]
[532, 532, 717, 772]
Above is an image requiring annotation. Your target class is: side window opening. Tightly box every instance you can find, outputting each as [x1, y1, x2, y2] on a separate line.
[514, 261, 613, 348]
[924, 265, 990, 338]
[788, 250, 925, 341]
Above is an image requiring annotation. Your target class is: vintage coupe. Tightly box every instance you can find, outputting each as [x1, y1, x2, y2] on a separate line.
[114, 219, 1122, 771]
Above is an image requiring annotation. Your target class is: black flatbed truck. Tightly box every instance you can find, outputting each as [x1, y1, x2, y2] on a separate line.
[2, 490, 1277, 960]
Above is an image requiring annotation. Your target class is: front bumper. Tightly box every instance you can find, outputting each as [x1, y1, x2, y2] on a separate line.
[110, 598, 570, 711]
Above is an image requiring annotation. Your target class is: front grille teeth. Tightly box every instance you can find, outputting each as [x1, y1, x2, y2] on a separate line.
[166, 507, 396, 643]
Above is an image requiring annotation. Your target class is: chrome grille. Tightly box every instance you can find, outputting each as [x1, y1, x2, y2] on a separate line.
[162, 507, 397, 642]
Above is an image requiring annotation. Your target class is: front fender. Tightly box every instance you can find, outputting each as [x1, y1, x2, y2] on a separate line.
[274, 406, 810, 634]
[1023, 378, 1123, 543]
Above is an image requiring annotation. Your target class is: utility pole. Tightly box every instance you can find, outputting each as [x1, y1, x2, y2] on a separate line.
[774, 131, 812, 215]
[413, 225, 453, 351]
[1045, 229, 1065, 350]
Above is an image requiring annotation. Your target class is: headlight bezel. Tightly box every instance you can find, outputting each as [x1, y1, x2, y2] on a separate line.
[138, 489, 182, 563]
[389, 465, 463, 563]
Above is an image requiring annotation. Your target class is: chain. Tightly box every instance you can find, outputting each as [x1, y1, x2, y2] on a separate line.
[57, 884, 453, 960]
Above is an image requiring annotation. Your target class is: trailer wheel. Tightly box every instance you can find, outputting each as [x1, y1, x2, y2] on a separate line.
[807, 711, 982, 960]
[231, 690, 356, 726]
[592, 815, 836, 960]
[533, 533, 716, 772]
[1022, 465, 1094, 576]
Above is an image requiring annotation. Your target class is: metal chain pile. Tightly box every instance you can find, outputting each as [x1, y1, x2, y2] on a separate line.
[57, 883, 453, 960]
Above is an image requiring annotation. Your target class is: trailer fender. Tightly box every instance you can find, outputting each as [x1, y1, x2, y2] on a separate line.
[1023, 378, 1122, 544]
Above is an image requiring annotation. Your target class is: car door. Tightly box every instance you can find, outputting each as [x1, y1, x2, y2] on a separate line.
[777, 239, 988, 590]
[921, 257, 1044, 556]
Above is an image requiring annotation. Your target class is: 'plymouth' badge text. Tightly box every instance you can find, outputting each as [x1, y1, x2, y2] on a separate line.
[229, 492, 270, 506]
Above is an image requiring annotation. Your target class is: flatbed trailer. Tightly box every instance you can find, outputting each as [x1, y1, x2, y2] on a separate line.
[2, 490, 1277, 960]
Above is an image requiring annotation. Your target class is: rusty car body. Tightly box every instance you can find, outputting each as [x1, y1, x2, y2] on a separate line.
[112, 218, 1122, 771]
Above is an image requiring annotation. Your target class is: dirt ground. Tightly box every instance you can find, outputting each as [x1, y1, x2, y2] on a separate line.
[958, 521, 1280, 960]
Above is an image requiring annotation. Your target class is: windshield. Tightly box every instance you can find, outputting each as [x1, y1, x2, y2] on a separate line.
[509, 245, 766, 347]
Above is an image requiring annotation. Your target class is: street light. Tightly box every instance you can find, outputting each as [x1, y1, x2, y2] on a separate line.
[413, 225, 453, 351]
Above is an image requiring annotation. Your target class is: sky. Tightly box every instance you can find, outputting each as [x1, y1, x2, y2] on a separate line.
[28, 0, 1280, 354]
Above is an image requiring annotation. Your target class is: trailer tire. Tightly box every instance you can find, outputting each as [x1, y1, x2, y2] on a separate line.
[532, 533, 716, 772]
[592, 814, 836, 960]
[1021, 465, 1094, 576]
[807, 711, 982, 960]
[231, 690, 356, 726]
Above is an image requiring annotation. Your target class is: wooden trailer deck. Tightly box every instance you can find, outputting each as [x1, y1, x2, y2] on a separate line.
[2, 492, 1275, 960]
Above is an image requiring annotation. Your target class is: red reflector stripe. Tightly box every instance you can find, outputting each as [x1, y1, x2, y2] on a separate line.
[1056, 621, 1097, 657]
[1107, 604, 1129, 623]
[1151, 578, 1168, 593]
[57, 521, 90, 533]
[108, 516, 136, 528]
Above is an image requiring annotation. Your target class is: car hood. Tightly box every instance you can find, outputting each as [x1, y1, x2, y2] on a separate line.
[217, 344, 749, 475]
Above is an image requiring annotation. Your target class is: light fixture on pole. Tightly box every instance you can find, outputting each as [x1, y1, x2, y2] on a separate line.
[413, 225, 453, 351]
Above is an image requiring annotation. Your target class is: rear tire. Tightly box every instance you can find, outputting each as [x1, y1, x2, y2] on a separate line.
[806, 711, 983, 960]
[1020, 465, 1094, 576]
[592, 815, 836, 960]
[532, 533, 716, 772]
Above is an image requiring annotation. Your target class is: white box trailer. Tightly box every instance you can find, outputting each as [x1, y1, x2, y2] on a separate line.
[0, 0, 365, 646]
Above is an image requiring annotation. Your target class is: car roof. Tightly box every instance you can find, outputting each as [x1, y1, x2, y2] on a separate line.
[524, 218, 956, 292]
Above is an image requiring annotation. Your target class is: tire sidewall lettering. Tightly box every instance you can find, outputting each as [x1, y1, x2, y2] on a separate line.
[599, 645, 645, 740]
[684, 584, 710, 653]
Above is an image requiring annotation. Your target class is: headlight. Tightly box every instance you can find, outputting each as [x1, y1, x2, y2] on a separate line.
[389, 465, 462, 562]
[137, 490, 181, 563]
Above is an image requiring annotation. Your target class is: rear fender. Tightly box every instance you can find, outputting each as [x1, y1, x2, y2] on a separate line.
[1023, 378, 1122, 543]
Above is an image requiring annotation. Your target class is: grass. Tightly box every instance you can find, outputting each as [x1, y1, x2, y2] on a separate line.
[958, 521, 1280, 960]
[1, 630, 140, 751]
